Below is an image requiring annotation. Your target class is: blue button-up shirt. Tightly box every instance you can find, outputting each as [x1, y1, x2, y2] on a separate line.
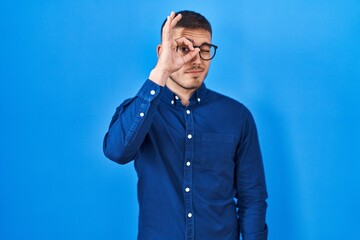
[103, 79, 268, 240]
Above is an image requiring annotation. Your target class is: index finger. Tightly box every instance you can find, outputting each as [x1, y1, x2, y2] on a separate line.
[175, 37, 195, 51]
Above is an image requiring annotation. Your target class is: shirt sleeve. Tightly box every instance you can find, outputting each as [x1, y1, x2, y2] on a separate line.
[235, 107, 268, 240]
[103, 79, 162, 164]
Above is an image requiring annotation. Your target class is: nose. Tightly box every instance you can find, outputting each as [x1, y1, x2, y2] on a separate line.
[191, 48, 202, 64]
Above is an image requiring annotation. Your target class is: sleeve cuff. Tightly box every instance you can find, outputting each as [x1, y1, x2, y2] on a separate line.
[136, 79, 162, 102]
[242, 224, 268, 240]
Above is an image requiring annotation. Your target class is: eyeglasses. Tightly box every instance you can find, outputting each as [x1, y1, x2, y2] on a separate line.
[176, 43, 218, 61]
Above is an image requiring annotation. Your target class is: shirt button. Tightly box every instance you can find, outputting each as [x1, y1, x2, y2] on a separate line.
[185, 187, 190, 192]
[186, 161, 191, 166]
[150, 90, 156, 95]
[186, 110, 191, 115]
[188, 213, 192, 218]
[187, 134, 192, 139]
[139, 112, 145, 117]
[175, 95, 179, 100]
[197, 97, 201, 102]
[171, 100, 174, 105]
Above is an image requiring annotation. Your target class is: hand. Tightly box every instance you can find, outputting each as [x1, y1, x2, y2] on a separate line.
[149, 12, 200, 86]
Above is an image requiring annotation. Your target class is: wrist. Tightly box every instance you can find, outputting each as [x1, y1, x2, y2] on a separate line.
[148, 66, 171, 86]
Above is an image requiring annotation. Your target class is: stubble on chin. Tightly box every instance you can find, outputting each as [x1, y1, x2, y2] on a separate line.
[169, 75, 201, 90]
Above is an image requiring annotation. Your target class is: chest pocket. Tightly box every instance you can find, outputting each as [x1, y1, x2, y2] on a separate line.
[199, 133, 235, 169]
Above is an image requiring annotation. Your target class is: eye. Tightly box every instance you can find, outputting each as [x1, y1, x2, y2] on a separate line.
[177, 46, 190, 54]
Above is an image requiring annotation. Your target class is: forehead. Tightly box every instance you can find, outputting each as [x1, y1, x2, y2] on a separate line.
[172, 28, 212, 45]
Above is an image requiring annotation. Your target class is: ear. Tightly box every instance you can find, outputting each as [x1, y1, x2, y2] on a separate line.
[156, 44, 162, 58]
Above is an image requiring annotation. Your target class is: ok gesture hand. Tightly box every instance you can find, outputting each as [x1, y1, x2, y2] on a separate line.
[149, 12, 200, 86]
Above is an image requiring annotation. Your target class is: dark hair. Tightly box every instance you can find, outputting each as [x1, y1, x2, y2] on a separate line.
[161, 10, 212, 37]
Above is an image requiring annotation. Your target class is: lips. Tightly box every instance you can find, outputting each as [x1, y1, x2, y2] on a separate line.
[185, 68, 204, 75]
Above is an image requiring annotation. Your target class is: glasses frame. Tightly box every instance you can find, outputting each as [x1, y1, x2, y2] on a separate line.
[177, 43, 218, 61]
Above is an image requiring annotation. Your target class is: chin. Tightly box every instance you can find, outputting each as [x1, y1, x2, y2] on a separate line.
[169, 74, 205, 90]
[184, 78, 203, 88]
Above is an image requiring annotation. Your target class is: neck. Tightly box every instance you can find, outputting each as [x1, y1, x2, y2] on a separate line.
[166, 79, 198, 106]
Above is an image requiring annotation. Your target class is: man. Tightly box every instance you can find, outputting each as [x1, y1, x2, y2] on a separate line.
[103, 10, 268, 240]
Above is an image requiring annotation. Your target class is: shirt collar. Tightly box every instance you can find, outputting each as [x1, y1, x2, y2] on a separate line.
[162, 83, 208, 106]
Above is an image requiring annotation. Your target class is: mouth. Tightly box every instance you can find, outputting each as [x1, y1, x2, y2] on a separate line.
[185, 69, 204, 76]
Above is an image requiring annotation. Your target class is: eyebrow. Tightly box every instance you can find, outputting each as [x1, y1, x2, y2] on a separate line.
[185, 37, 211, 46]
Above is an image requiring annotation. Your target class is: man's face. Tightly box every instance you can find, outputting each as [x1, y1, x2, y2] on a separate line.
[168, 28, 212, 91]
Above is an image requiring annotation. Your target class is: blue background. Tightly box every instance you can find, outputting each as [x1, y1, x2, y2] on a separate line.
[1, 1, 359, 239]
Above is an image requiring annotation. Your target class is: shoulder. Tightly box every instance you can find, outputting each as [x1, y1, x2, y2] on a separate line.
[205, 88, 253, 118]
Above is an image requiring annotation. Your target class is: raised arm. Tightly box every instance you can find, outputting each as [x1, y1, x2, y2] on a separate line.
[103, 12, 199, 164]
[103, 79, 163, 164]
